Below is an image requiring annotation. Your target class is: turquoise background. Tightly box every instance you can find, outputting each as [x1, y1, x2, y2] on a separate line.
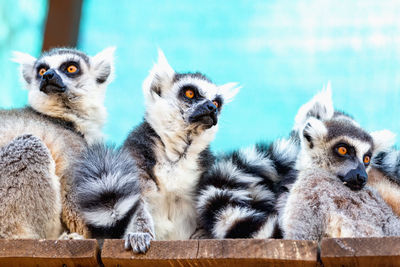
[2, 1, 400, 152]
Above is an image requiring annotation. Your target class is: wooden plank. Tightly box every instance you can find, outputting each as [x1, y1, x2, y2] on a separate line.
[321, 237, 400, 267]
[42, 0, 83, 51]
[101, 239, 318, 267]
[0, 239, 99, 267]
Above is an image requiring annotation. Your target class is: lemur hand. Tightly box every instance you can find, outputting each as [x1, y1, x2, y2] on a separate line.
[124, 232, 153, 254]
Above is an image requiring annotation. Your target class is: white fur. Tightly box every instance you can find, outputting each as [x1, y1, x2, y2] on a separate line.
[84, 194, 140, 227]
[213, 206, 259, 239]
[253, 214, 278, 239]
[370, 130, 396, 153]
[13, 47, 115, 144]
[239, 146, 279, 182]
[293, 83, 334, 132]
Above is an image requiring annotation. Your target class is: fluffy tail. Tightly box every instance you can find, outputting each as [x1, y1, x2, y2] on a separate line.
[196, 136, 299, 239]
[72, 144, 142, 239]
[372, 150, 400, 185]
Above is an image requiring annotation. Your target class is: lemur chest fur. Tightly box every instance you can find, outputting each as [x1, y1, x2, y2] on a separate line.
[295, 171, 390, 238]
[145, 149, 201, 241]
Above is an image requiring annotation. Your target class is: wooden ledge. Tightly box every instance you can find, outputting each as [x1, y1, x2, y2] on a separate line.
[0, 239, 99, 267]
[321, 237, 400, 267]
[101, 239, 318, 267]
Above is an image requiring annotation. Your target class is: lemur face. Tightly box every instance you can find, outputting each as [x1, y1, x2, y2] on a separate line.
[143, 50, 239, 134]
[12, 47, 115, 118]
[300, 116, 394, 191]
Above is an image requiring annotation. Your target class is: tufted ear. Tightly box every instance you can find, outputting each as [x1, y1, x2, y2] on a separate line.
[301, 117, 327, 150]
[370, 130, 396, 154]
[142, 49, 175, 100]
[91, 46, 116, 85]
[294, 82, 334, 132]
[218, 82, 241, 104]
[12, 51, 37, 87]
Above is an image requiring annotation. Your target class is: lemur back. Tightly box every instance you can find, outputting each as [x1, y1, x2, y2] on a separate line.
[0, 47, 114, 239]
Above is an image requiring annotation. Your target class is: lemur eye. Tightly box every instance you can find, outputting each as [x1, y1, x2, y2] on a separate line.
[38, 68, 47, 76]
[185, 89, 194, 99]
[212, 100, 219, 108]
[363, 155, 371, 165]
[67, 65, 78, 73]
[337, 146, 347, 155]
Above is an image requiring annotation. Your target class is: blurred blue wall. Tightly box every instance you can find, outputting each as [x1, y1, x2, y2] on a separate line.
[0, 0, 47, 107]
[3, 1, 400, 152]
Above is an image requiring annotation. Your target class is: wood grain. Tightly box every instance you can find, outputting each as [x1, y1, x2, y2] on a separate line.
[0, 239, 99, 267]
[101, 239, 318, 267]
[321, 237, 400, 267]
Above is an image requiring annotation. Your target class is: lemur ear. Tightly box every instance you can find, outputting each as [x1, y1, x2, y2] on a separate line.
[91, 46, 116, 85]
[142, 49, 175, 99]
[370, 130, 396, 153]
[12, 51, 37, 87]
[301, 117, 327, 149]
[294, 82, 334, 132]
[218, 82, 241, 103]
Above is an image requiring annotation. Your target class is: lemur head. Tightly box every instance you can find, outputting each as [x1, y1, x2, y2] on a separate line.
[12, 47, 115, 144]
[142, 50, 239, 146]
[297, 86, 395, 191]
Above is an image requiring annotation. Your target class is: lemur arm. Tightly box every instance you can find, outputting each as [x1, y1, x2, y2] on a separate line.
[281, 190, 324, 241]
[124, 200, 155, 254]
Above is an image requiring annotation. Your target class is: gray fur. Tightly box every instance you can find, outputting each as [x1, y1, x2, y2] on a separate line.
[281, 116, 400, 240]
[0, 135, 61, 239]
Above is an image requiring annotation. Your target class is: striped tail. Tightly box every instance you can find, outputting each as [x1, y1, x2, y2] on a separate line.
[196, 136, 299, 239]
[72, 143, 142, 239]
[372, 150, 400, 185]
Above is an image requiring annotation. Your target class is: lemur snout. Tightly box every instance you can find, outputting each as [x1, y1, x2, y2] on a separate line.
[40, 69, 66, 94]
[188, 100, 218, 127]
[339, 163, 368, 191]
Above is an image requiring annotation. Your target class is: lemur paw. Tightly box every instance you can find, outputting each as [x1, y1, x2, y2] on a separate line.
[124, 232, 153, 254]
[58, 232, 84, 240]
[190, 228, 210, 239]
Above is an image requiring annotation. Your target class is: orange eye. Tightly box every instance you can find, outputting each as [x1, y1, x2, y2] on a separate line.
[364, 155, 371, 165]
[67, 65, 78, 73]
[337, 146, 347, 155]
[185, 89, 194, 99]
[38, 68, 47, 76]
[212, 100, 219, 108]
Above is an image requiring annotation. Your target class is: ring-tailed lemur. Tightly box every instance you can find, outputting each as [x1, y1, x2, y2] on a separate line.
[196, 87, 334, 239]
[281, 115, 400, 240]
[73, 49, 240, 248]
[123, 50, 239, 241]
[0, 47, 114, 239]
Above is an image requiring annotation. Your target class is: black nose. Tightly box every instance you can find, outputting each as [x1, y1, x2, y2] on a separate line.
[188, 100, 218, 127]
[340, 163, 368, 191]
[206, 102, 217, 112]
[42, 69, 55, 81]
[39, 69, 66, 94]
